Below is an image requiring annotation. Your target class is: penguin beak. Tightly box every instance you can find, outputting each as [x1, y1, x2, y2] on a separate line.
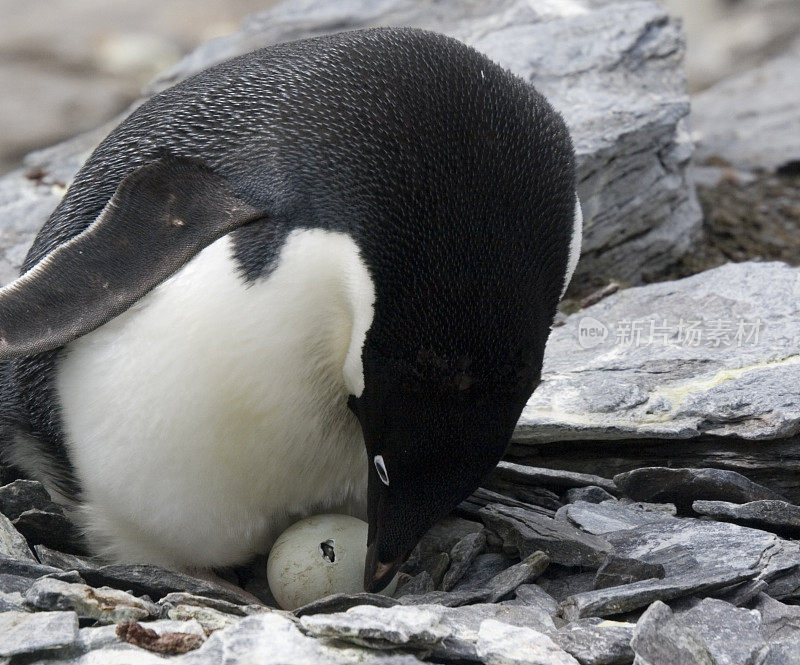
[364, 541, 407, 593]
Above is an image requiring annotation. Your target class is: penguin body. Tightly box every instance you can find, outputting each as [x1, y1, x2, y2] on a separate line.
[0, 28, 580, 587]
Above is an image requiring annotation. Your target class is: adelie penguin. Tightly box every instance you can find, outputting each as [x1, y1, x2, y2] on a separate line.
[0, 27, 581, 593]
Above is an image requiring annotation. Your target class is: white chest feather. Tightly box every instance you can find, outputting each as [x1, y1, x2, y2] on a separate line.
[56, 230, 375, 568]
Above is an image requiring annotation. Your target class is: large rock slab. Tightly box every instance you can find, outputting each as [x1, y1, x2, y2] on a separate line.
[691, 43, 800, 173]
[0, 0, 699, 293]
[301, 603, 556, 661]
[0, 611, 78, 658]
[516, 261, 800, 443]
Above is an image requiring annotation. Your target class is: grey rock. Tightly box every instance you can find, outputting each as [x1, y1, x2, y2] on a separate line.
[420, 552, 450, 588]
[159, 592, 260, 618]
[485, 551, 550, 603]
[515, 584, 559, 618]
[751, 593, 800, 644]
[477, 619, 579, 665]
[594, 555, 665, 590]
[0, 512, 34, 561]
[394, 571, 435, 599]
[24, 577, 159, 624]
[0, 554, 83, 593]
[614, 467, 785, 512]
[631, 601, 715, 665]
[693, 499, 800, 537]
[75, 563, 256, 604]
[539, 571, 597, 603]
[757, 543, 800, 603]
[692, 47, 800, 173]
[301, 602, 555, 661]
[397, 588, 490, 608]
[452, 553, 517, 591]
[559, 567, 757, 621]
[293, 592, 399, 617]
[416, 517, 484, 557]
[560, 500, 674, 535]
[13, 508, 83, 553]
[516, 262, 800, 444]
[554, 617, 635, 665]
[492, 461, 616, 494]
[639, 544, 699, 578]
[442, 531, 487, 591]
[480, 503, 610, 568]
[33, 545, 99, 571]
[605, 517, 780, 575]
[0, 610, 78, 657]
[0, 479, 54, 519]
[484, 480, 563, 512]
[469, 487, 556, 518]
[756, 643, 800, 665]
[565, 487, 617, 505]
[163, 602, 242, 633]
[672, 598, 765, 665]
[0, 591, 27, 612]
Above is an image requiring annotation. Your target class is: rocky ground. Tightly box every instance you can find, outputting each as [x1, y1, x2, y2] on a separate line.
[1, 0, 800, 663]
[3, 461, 800, 663]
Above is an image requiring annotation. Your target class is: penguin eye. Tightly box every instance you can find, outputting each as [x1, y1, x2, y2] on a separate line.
[373, 455, 390, 486]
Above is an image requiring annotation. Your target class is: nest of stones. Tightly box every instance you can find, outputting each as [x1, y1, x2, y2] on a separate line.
[2, 459, 799, 664]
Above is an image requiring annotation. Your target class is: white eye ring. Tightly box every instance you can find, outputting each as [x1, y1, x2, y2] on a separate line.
[374, 455, 390, 486]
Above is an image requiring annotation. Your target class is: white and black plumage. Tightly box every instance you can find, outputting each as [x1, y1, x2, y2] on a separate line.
[0, 27, 581, 591]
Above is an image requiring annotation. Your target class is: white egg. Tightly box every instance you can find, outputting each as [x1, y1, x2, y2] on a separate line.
[267, 514, 397, 610]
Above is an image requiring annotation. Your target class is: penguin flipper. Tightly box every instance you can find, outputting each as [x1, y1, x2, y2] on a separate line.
[0, 156, 264, 358]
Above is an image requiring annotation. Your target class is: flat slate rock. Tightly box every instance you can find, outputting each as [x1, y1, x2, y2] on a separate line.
[553, 617, 635, 665]
[0, 611, 78, 658]
[0, 512, 34, 561]
[441, 531, 486, 591]
[514, 584, 559, 617]
[476, 619, 579, 665]
[394, 572, 435, 599]
[614, 467, 785, 511]
[451, 553, 518, 592]
[539, 571, 597, 604]
[632, 599, 766, 665]
[559, 500, 674, 535]
[24, 577, 158, 624]
[752, 593, 800, 644]
[301, 602, 556, 662]
[479, 503, 610, 568]
[492, 461, 616, 494]
[66, 563, 256, 605]
[516, 261, 800, 444]
[604, 516, 781, 575]
[594, 555, 665, 590]
[182, 612, 424, 665]
[673, 598, 765, 665]
[12, 509, 84, 554]
[559, 566, 757, 621]
[693, 499, 800, 537]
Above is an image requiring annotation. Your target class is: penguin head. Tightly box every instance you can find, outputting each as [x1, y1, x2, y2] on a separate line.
[352, 344, 537, 591]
